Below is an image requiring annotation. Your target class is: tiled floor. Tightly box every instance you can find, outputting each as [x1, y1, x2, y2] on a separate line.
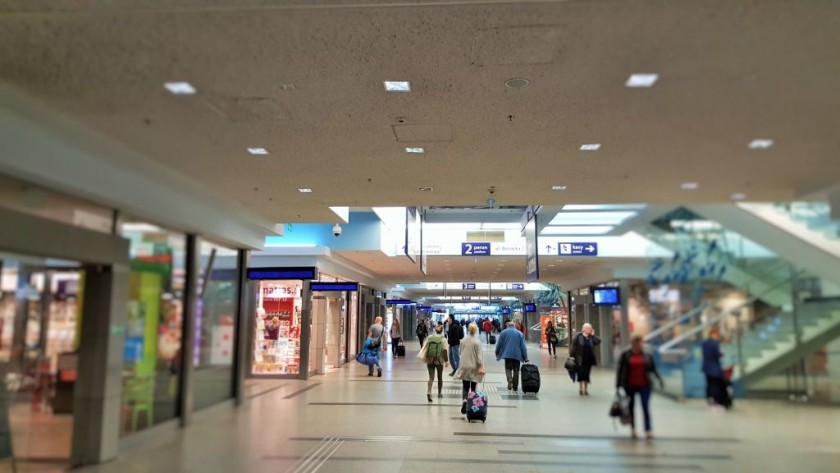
[13, 342, 840, 472]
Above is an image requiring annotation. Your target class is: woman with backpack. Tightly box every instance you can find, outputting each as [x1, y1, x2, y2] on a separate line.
[455, 323, 486, 414]
[417, 324, 449, 402]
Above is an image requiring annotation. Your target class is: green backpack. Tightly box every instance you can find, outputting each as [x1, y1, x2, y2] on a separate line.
[426, 336, 443, 363]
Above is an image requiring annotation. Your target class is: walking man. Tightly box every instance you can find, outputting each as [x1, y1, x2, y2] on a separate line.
[367, 316, 385, 377]
[447, 315, 464, 376]
[495, 320, 529, 391]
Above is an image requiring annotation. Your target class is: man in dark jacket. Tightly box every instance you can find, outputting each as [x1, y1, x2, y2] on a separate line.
[447, 315, 464, 376]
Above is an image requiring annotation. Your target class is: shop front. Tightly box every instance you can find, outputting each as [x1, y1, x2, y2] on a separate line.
[245, 267, 360, 380]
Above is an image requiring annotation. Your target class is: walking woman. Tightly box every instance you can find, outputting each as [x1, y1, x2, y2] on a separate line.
[545, 320, 559, 358]
[702, 326, 732, 409]
[617, 333, 664, 439]
[455, 323, 485, 414]
[417, 324, 449, 402]
[390, 317, 402, 359]
[570, 323, 601, 395]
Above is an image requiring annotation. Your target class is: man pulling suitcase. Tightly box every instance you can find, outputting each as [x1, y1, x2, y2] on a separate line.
[494, 320, 529, 392]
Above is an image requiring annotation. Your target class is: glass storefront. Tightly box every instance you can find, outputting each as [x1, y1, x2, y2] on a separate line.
[253, 280, 303, 375]
[193, 240, 239, 411]
[119, 221, 186, 435]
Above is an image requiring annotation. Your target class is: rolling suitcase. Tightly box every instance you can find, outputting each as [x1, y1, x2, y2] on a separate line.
[489, 335, 497, 345]
[465, 389, 488, 423]
[396, 343, 406, 358]
[521, 363, 541, 394]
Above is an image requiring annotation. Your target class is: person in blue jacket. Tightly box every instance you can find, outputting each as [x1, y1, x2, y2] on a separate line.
[495, 320, 529, 392]
[702, 326, 732, 409]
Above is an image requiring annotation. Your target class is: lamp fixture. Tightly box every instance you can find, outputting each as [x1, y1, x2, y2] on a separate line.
[297, 188, 313, 193]
[164, 82, 197, 95]
[247, 147, 269, 155]
[384, 81, 411, 92]
[625, 73, 659, 88]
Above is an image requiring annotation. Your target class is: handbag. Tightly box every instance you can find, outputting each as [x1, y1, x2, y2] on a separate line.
[609, 390, 632, 427]
[564, 357, 577, 371]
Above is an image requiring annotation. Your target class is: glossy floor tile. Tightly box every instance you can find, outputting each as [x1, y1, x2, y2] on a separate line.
[12, 342, 840, 473]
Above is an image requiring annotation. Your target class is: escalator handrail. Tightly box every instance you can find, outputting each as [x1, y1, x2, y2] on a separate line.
[644, 304, 708, 343]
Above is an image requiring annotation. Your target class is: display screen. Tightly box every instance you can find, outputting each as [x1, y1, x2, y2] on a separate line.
[524, 303, 537, 312]
[501, 308, 511, 314]
[592, 287, 620, 305]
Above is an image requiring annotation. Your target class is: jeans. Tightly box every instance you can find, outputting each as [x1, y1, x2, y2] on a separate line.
[427, 364, 443, 394]
[548, 341, 556, 356]
[368, 354, 382, 375]
[625, 386, 653, 432]
[485, 332, 491, 343]
[418, 335, 426, 348]
[461, 380, 477, 400]
[504, 359, 521, 390]
[449, 345, 461, 372]
[391, 338, 401, 357]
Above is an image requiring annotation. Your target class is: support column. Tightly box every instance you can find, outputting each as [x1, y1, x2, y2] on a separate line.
[179, 235, 199, 426]
[233, 250, 250, 406]
[298, 281, 313, 380]
[72, 263, 128, 465]
[619, 280, 631, 349]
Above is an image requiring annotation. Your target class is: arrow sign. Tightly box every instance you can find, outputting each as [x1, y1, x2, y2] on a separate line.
[558, 242, 599, 256]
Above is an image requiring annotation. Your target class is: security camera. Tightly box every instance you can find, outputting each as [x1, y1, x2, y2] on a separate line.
[332, 223, 342, 237]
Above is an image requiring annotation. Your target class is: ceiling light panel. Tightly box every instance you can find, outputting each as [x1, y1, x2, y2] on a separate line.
[384, 81, 411, 92]
[548, 211, 637, 226]
[551, 185, 568, 191]
[247, 147, 269, 155]
[731, 193, 747, 201]
[297, 188, 313, 193]
[541, 225, 614, 235]
[563, 204, 646, 211]
[625, 73, 659, 88]
[749, 139, 774, 149]
[406, 147, 425, 154]
[580, 144, 601, 151]
[681, 182, 700, 190]
[164, 82, 197, 95]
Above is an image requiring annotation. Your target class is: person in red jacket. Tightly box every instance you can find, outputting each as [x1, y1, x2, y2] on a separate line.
[482, 318, 493, 343]
[616, 334, 664, 440]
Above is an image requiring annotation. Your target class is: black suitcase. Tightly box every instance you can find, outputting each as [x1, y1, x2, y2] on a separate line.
[489, 335, 497, 345]
[396, 344, 406, 357]
[521, 363, 541, 394]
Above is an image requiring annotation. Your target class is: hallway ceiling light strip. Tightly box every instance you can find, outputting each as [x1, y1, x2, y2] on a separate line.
[548, 211, 637, 226]
[541, 225, 614, 235]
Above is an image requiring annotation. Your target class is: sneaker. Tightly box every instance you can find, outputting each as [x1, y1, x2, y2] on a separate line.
[438, 393, 443, 399]
[377, 368, 382, 377]
[646, 432, 654, 440]
[507, 382, 513, 391]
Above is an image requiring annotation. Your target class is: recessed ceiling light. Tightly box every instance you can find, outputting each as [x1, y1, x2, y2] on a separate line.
[552, 185, 568, 191]
[406, 147, 425, 154]
[541, 225, 614, 235]
[580, 144, 601, 151]
[247, 147, 269, 155]
[731, 193, 747, 201]
[749, 139, 774, 149]
[505, 78, 530, 89]
[419, 187, 434, 192]
[549, 211, 637, 226]
[164, 82, 197, 95]
[549, 265, 556, 267]
[384, 81, 411, 92]
[625, 73, 659, 88]
[681, 182, 700, 190]
[297, 188, 313, 193]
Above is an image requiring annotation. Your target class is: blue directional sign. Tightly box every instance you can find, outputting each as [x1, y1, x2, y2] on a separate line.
[558, 242, 599, 256]
[462, 296, 472, 301]
[462, 283, 476, 290]
[506, 283, 525, 290]
[461, 242, 491, 256]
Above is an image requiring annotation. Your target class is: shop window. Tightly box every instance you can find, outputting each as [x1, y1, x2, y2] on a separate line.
[193, 240, 239, 411]
[253, 280, 303, 375]
[119, 222, 186, 435]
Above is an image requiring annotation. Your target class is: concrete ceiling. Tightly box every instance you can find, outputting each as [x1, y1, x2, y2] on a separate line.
[2, 1, 840, 224]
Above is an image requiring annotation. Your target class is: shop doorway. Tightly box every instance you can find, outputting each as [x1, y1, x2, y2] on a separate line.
[0, 254, 81, 463]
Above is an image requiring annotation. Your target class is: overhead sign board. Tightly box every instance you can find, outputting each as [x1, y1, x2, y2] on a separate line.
[523, 208, 540, 282]
[462, 283, 476, 290]
[310, 282, 359, 292]
[462, 296, 472, 301]
[558, 242, 599, 256]
[386, 299, 413, 305]
[461, 242, 491, 256]
[506, 283, 525, 290]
